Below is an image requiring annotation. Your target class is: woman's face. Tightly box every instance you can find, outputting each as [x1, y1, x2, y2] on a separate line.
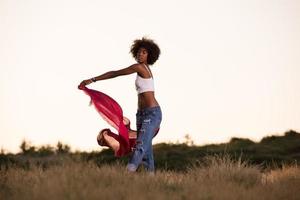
[137, 47, 148, 64]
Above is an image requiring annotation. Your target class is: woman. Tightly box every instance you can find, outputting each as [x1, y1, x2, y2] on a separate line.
[96, 116, 137, 154]
[78, 37, 162, 173]
[96, 116, 159, 155]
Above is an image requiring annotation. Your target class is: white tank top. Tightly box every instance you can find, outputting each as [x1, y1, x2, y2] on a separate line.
[135, 64, 155, 94]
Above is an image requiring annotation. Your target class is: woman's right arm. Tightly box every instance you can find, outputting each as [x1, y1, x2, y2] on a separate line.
[78, 71, 116, 88]
[78, 64, 140, 89]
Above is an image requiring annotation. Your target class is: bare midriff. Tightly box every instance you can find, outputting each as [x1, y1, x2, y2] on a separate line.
[137, 91, 159, 110]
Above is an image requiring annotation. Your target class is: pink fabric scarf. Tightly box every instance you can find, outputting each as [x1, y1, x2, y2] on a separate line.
[79, 86, 130, 157]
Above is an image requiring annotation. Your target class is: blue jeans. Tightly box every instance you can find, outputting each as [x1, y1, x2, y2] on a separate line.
[127, 106, 162, 172]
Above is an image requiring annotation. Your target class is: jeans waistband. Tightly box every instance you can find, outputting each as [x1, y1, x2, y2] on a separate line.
[137, 106, 161, 114]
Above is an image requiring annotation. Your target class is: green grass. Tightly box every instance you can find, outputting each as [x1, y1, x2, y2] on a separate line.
[1, 129, 300, 172]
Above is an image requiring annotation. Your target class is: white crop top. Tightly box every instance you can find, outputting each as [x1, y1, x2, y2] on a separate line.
[135, 64, 155, 94]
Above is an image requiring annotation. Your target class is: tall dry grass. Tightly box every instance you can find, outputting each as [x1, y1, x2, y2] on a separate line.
[0, 155, 299, 200]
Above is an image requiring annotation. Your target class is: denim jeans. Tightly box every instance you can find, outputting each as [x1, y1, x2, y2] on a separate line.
[127, 106, 162, 172]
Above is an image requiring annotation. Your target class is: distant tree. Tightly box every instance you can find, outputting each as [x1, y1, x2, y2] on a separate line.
[0, 148, 5, 155]
[284, 129, 300, 137]
[37, 145, 55, 156]
[184, 134, 194, 146]
[229, 137, 255, 146]
[20, 140, 36, 154]
[20, 140, 28, 153]
[56, 141, 70, 154]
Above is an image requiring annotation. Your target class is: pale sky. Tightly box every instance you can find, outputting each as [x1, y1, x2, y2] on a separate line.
[1, 0, 300, 153]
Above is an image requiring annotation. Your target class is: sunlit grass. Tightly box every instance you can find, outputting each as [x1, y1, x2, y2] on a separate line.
[1, 155, 299, 200]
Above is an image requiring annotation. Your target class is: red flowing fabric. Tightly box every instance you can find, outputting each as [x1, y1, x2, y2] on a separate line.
[79, 86, 130, 157]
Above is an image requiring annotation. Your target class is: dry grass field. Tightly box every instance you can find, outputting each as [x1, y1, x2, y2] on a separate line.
[1, 155, 299, 200]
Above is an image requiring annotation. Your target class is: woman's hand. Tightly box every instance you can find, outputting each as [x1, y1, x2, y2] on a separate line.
[78, 79, 93, 90]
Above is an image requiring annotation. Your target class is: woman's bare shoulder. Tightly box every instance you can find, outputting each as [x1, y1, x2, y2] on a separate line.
[114, 63, 143, 76]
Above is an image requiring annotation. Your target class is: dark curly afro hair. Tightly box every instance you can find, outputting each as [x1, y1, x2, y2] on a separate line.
[130, 37, 161, 65]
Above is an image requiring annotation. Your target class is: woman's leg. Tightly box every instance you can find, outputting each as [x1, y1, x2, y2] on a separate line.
[142, 127, 161, 171]
[127, 107, 162, 172]
[142, 143, 155, 171]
